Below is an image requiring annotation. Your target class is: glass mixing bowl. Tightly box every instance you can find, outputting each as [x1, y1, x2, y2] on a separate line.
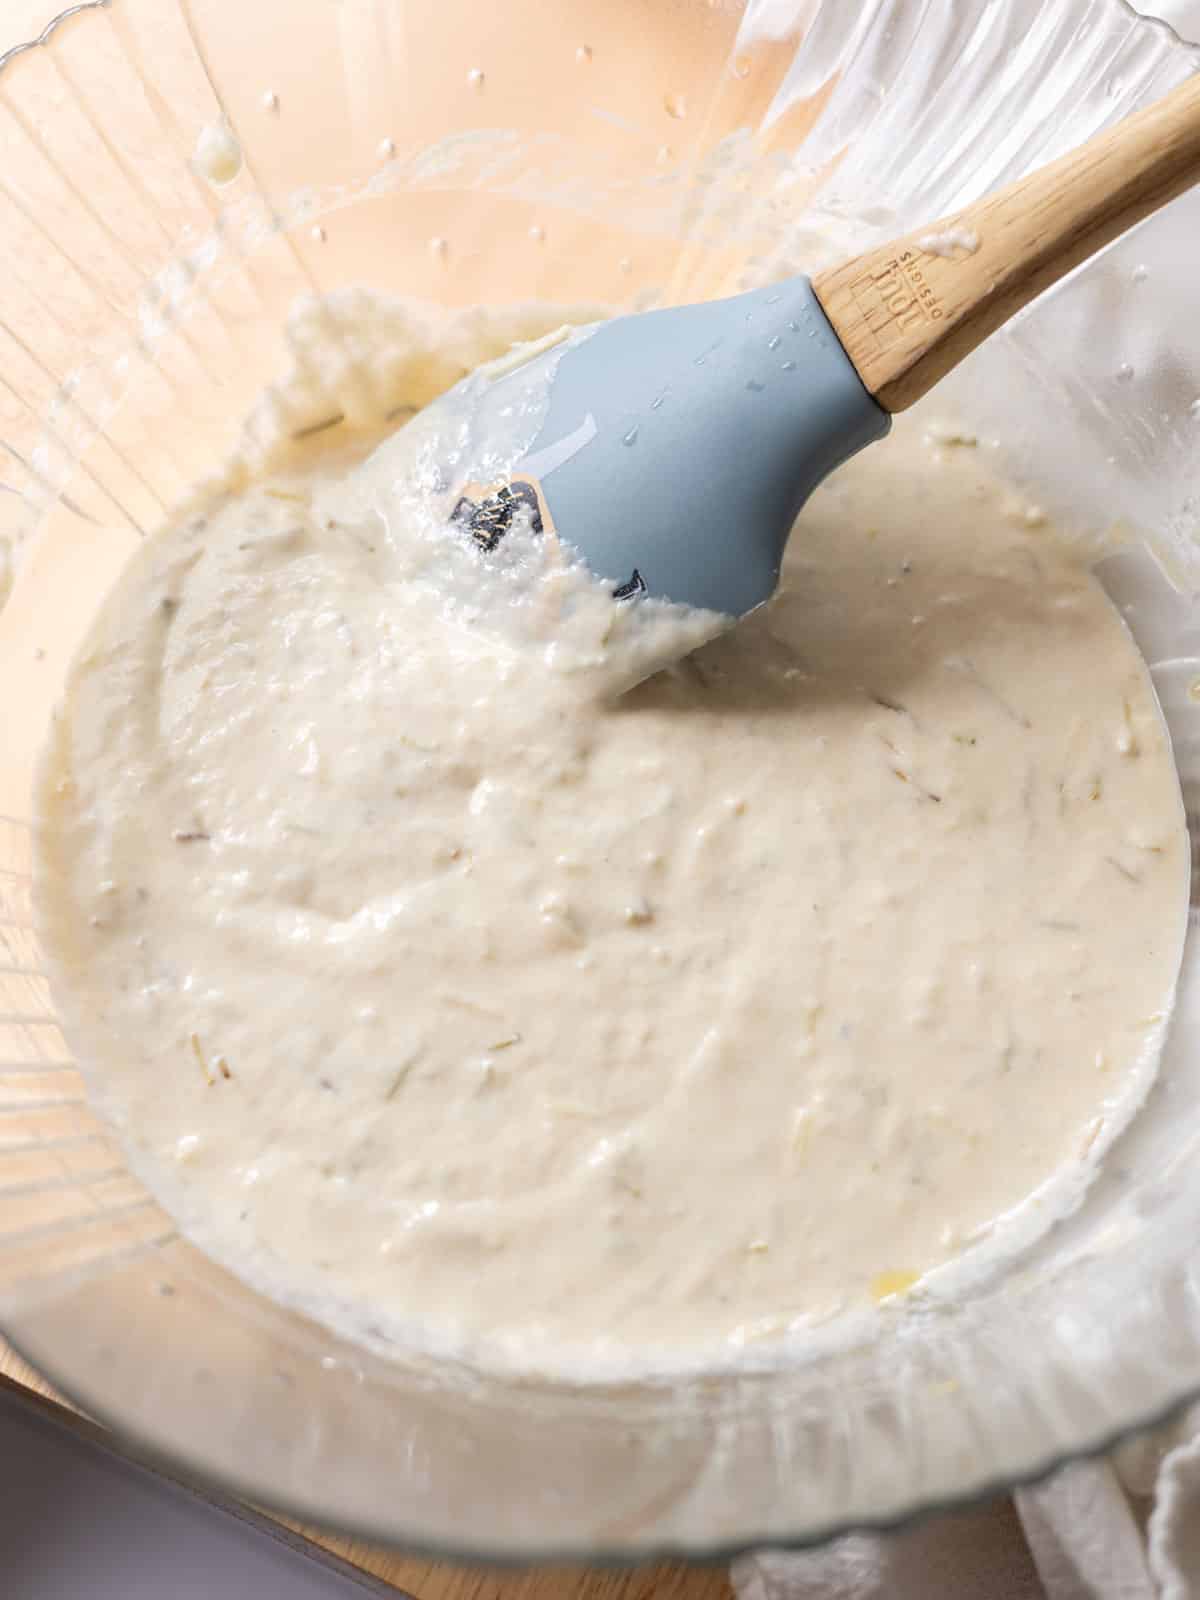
[3, 0, 1200, 1561]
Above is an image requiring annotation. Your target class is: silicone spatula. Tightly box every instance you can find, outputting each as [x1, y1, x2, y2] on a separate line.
[438, 71, 1200, 621]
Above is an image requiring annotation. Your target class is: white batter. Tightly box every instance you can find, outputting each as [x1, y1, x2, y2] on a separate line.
[34, 303, 1190, 1372]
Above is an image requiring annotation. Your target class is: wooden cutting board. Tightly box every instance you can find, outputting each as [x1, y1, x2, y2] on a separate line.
[0, 1339, 732, 1600]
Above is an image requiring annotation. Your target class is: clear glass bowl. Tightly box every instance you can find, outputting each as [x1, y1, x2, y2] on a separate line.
[3, 0, 1200, 1561]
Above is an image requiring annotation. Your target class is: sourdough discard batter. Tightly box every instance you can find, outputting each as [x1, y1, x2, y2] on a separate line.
[34, 304, 1189, 1371]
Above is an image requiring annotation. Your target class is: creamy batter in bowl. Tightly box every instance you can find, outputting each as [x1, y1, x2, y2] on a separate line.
[30, 295, 1192, 1372]
[6, 0, 1200, 1562]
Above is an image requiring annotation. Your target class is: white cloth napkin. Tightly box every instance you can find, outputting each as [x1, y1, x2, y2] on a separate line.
[731, 4, 1200, 1595]
[731, 1402, 1200, 1600]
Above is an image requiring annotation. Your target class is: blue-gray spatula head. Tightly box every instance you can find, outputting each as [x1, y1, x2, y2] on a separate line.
[432, 277, 889, 621]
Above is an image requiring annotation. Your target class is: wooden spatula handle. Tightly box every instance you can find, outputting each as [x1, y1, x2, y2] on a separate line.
[813, 71, 1200, 414]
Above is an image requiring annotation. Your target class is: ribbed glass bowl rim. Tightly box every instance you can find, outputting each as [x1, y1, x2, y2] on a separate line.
[3, 0, 1200, 1566]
